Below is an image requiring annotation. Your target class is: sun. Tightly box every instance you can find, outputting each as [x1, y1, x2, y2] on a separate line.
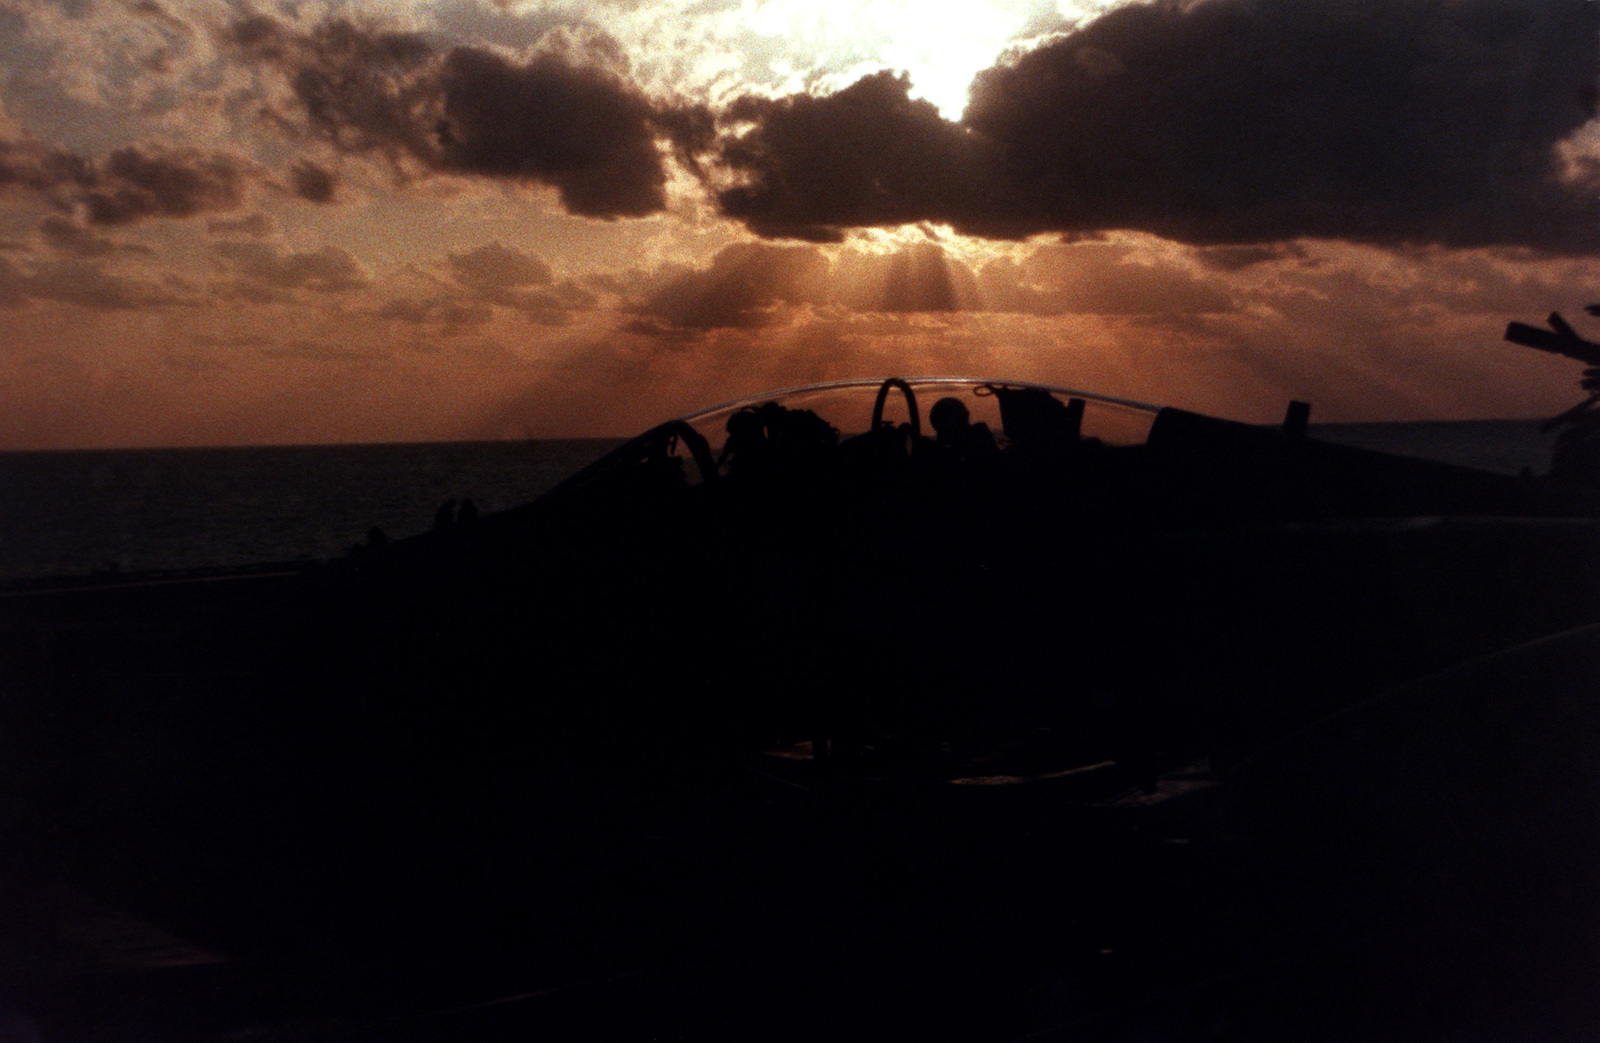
[611, 0, 1051, 122]
[875, 3, 1022, 120]
[805, 1, 1137, 121]
[579, 0, 1145, 123]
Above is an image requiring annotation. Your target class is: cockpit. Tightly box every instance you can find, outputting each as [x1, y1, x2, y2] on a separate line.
[548, 378, 1160, 499]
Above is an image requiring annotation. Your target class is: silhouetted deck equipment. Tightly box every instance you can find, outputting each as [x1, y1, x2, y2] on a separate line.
[3, 376, 1599, 1041]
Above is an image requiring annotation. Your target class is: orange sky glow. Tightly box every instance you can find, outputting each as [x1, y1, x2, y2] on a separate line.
[1, 0, 1597, 448]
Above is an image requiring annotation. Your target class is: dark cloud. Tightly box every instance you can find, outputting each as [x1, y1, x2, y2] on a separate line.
[224, 15, 438, 159]
[1196, 243, 1315, 271]
[650, 98, 717, 180]
[126, 0, 191, 37]
[624, 242, 1000, 339]
[288, 159, 337, 203]
[213, 241, 369, 293]
[375, 295, 494, 333]
[715, 0, 1600, 251]
[447, 240, 553, 293]
[81, 146, 249, 224]
[2, 0, 96, 19]
[629, 242, 829, 332]
[0, 246, 182, 312]
[0, 140, 97, 198]
[715, 71, 1003, 242]
[435, 45, 673, 217]
[968, 0, 1599, 248]
[23, 258, 185, 310]
[442, 240, 593, 323]
[38, 215, 152, 256]
[0, 139, 250, 225]
[224, 13, 706, 219]
[511, 284, 596, 326]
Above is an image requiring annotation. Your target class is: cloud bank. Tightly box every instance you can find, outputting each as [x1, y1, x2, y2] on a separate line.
[0, 139, 250, 224]
[6, 0, 1597, 253]
[717, 0, 1600, 250]
[222, 13, 710, 219]
[24, 0, 1577, 253]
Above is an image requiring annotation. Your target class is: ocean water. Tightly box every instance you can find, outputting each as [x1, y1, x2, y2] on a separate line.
[0, 422, 1557, 583]
[1308, 419, 1555, 477]
[0, 439, 619, 582]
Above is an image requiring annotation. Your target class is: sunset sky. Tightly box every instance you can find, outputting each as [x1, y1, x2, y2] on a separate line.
[1, 0, 1598, 448]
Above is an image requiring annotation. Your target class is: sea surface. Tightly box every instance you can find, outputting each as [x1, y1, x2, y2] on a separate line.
[1308, 418, 1555, 477]
[0, 421, 1556, 583]
[0, 439, 620, 582]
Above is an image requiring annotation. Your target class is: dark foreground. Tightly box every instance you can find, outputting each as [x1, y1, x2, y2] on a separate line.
[6, 568, 1600, 1040]
[5, 618, 1600, 1043]
[5, 384, 1600, 1040]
